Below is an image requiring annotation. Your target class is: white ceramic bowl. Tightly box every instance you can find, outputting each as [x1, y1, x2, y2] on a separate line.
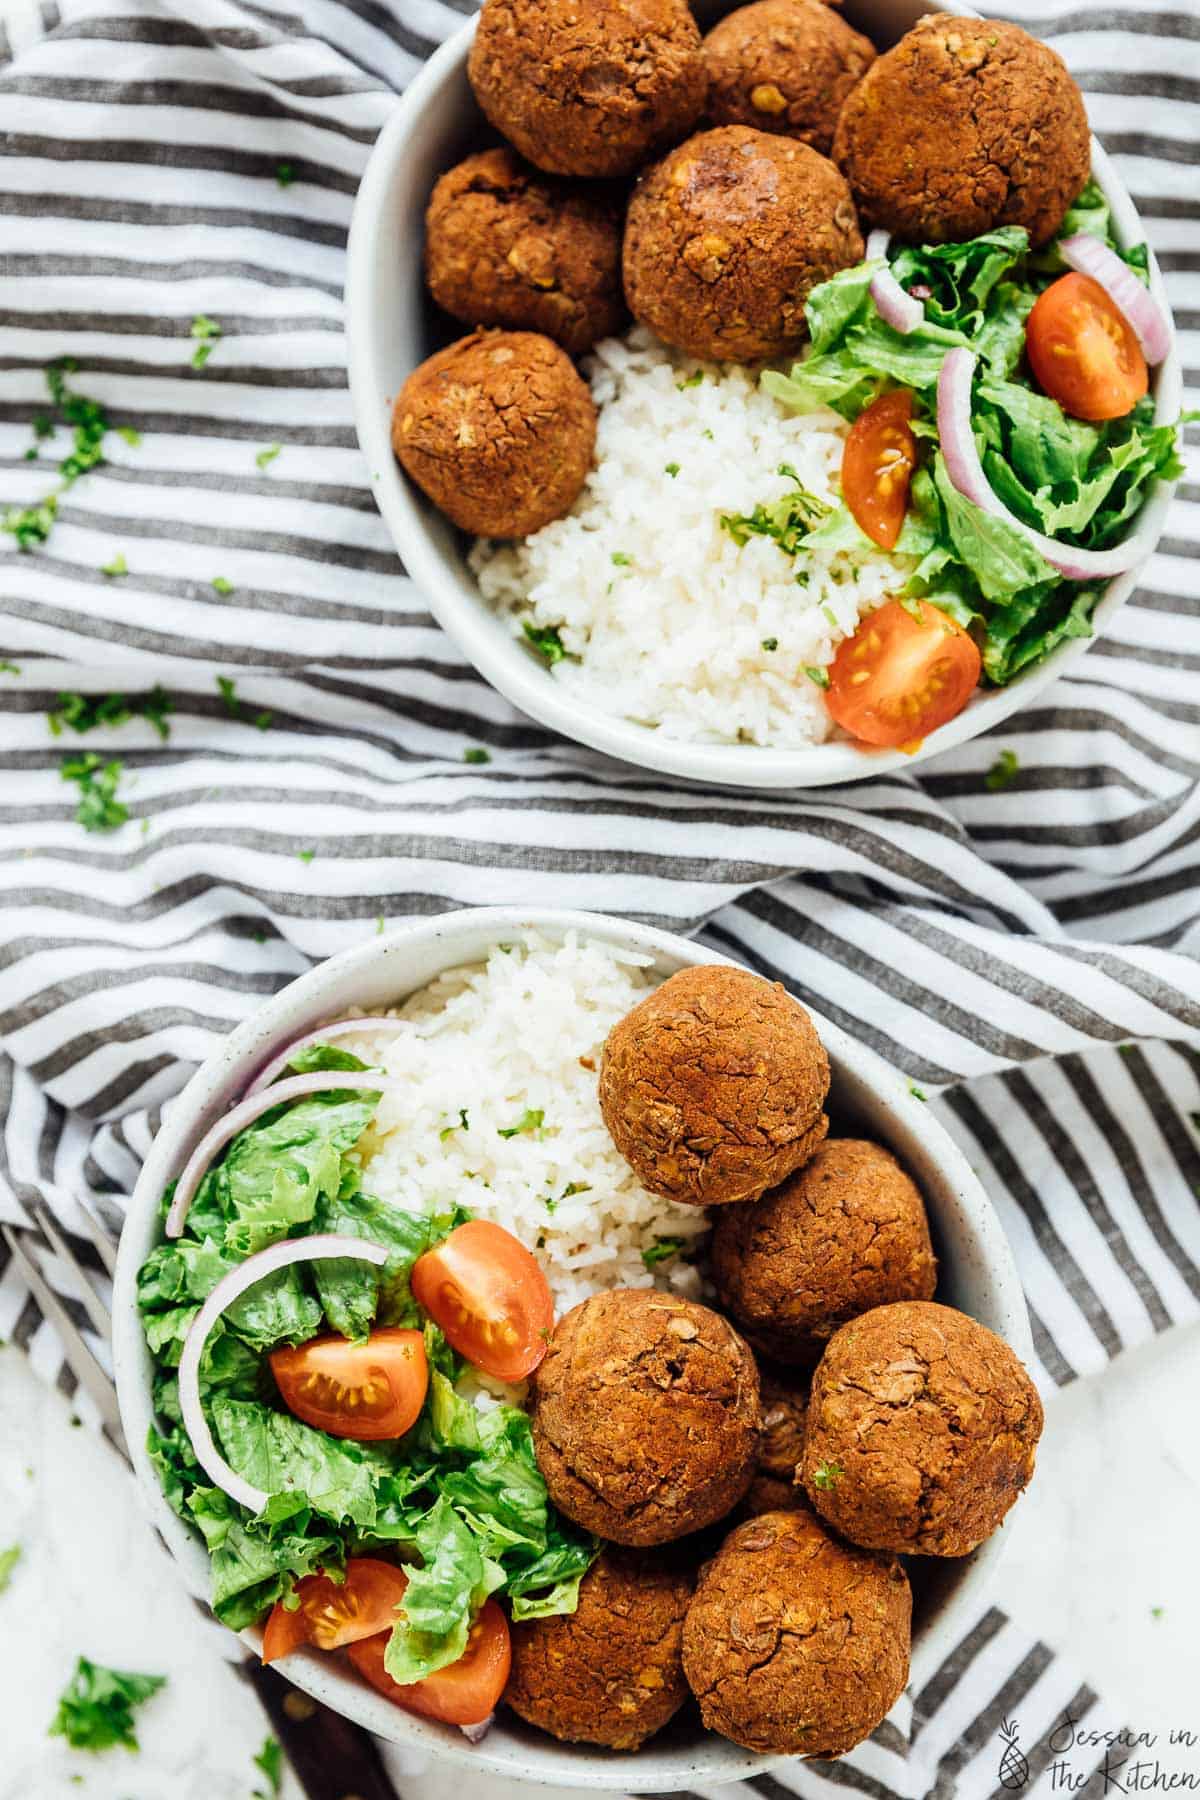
[114, 906, 1032, 1788]
[345, 0, 1181, 790]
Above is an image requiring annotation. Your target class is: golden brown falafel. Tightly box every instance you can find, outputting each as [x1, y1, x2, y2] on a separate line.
[711, 1139, 938, 1364]
[801, 1300, 1044, 1556]
[424, 149, 627, 356]
[599, 964, 830, 1206]
[739, 1367, 809, 1517]
[504, 1547, 694, 1749]
[682, 1507, 911, 1755]
[623, 126, 863, 363]
[832, 16, 1090, 246]
[468, 0, 706, 179]
[530, 1287, 762, 1545]
[702, 0, 875, 154]
[391, 329, 595, 538]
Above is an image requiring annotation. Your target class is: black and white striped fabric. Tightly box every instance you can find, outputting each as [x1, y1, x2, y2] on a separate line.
[0, 0, 1196, 1790]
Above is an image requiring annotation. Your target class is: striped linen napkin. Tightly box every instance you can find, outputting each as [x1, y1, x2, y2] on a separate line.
[0, 0, 1196, 1792]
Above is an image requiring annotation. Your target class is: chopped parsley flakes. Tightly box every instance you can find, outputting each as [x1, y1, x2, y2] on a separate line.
[3, 361, 139, 553]
[498, 1107, 544, 1139]
[100, 551, 128, 578]
[49, 687, 172, 741]
[211, 576, 235, 595]
[190, 315, 222, 371]
[721, 465, 831, 557]
[255, 443, 282, 470]
[48, 1657, 166, 1752]
[811, 1460, 844, 1492]
[761, 637, 779, 652]
[642, 1238, 685, 1270]
[463, 747, 491, 764]
[804, 665, 830, 689]
[253, 1735, 284, 1800]
[664, 461, 680, 478]
[439, 1108, 470, 1141]
[985, 749, 1020, 791]
[0, 1544, 21, 1593]
[611, 551, 632, 566]
[522, 620, 568, 665]
[676, 370, 703, 390]
[62, 755, 129, 832]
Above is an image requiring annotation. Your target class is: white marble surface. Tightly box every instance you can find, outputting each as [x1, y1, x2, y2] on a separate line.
[2, 1324, 1198, 1800]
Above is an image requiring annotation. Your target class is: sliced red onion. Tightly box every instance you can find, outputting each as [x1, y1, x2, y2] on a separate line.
[867, 229, 925, 336]
[936, 348, 1159, 581]
[1059, 233, 1170, 366]
[245, 1017, 410, 1098]
[165, 1072, 400, 1239]
[177, 1234, 389, 1514]
[460, 1715, 494, 1744]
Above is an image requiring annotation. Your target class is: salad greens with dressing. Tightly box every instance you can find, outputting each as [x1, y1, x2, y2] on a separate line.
[138, 1043, 596, 1685]
[757, 183, 1187, 685]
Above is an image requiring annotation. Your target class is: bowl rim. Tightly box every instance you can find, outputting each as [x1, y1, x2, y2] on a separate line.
[344, 11, 1182, 790]
[112, 904, 1032, 1788]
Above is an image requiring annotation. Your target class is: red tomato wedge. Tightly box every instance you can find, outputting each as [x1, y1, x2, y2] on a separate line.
[841, 390, 917, 551]
[262, 1558, 409, 1665]
[826, 598, 981, 749]
[346, 1601, 512, 1728]
[1026, 272, 1148, 422]
[410, 1219, 554, 1383]
[270, 1327, 428, 1440]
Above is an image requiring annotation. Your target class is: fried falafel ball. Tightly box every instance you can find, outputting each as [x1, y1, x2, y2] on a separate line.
[682, 1507, 911, 1756]
[600, 964, 830, 1207]
[712, 1138, 938, 1365]
[741, 1367, 809, 1516]
[801, 1301, 1044, 1557]
[391, 329, 595, 538]
[832, 16, 1091, 247]
[505, 1547, 694, 1748]
[623, 125, 864, 362]
[468, 0, 706, 180]
[702, 0, 875, 154]
[424, 149, 627, 356]
[531, 1288, 762, 1545]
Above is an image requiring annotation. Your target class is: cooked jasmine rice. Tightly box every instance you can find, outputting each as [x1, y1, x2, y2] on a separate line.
[344, 932, 709, 1313]
[470, 326, 919, 748]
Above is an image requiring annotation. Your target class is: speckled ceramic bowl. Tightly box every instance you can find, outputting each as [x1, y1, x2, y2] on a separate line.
[345, 0, 1180, 790]
[113, 906, 1032, 1788]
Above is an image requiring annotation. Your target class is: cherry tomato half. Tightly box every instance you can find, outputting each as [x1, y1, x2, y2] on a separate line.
[1026, 272, 1147, 422]
[270, 1327, 428, 1440]
[262, 1558, 409, 1665]
[410, 1219, 554, 1384]
[841, 390, 917, 550]
[826, 598, 981, 749]
[346, 1601, 512, 1728]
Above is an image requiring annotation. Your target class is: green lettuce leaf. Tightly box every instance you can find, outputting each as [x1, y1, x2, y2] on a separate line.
[385, 1497, 506, 1685]
[311, 1193, 470, 1342]
[211, 1397, 381, 1529]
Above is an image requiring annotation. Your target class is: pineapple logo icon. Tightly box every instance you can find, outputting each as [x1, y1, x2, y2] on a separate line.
[998, 1719, 1031, 1791]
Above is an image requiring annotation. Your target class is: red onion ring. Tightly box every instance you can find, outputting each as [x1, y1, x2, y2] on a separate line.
[460, 1715, 494, 1744]
[867, 229, 925, 336]
[936, 348, 1160, 581]
[165, 1072, 400, 1239]
[1059, 233, 1171, 366]
[245, 1017, 410, 1098]
[176, 1234, 389, 1514]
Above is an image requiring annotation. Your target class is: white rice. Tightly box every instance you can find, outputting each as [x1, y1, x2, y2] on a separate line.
[345, 931, 709, 1315]
[470, 325, 918, 749]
